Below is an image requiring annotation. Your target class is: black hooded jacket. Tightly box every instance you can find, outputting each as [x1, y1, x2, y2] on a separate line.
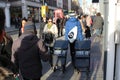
[11, 27, 49, 79]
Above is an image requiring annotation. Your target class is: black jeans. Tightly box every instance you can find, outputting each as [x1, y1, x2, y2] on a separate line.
[69, 41, 75, 68]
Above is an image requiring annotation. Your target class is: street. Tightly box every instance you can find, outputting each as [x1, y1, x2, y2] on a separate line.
[8, 26, 104, 80]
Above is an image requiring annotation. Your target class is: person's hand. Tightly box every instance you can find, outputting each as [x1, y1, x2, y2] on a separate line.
[47, 30, 52, 33]
[14, 73, 19, 77]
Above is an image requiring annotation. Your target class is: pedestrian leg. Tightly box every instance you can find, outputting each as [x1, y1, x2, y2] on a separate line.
[69, 42, 76, 68]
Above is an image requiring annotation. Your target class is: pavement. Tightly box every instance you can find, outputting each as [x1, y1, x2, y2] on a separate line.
[6, 24, 104, 80]
[5, 23, 40, 33]
[40, 35, 104, 80]
[5, 25, 18, 33]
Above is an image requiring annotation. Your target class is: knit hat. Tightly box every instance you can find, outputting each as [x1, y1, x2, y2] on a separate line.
[24, 21, 34, 31]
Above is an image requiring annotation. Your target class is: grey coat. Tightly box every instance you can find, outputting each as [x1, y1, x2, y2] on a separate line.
[93, 16, 104, 29]
[11, 32, 49, 79]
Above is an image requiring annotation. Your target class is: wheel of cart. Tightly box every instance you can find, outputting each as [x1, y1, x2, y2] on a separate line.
[74, 40, 91, 78]
[53, 40, 68, 73]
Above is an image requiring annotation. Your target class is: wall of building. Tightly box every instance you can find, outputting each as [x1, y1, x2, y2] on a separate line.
[0, 0, 70, 28]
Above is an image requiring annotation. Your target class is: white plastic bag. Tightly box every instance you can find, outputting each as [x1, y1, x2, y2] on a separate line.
[68, 26, 78, 43]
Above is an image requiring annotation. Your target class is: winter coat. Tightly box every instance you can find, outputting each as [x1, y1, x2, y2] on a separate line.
[11, 31, 49, 79]
[39, 21, 46, 38]
[85, 26, 91, 38]
[43, 23, 58, 38]
[0, 33, 13, 60]
[92, 16, 104, 29]
[0, 55, 18, 74]
[65, 17, 83, 41]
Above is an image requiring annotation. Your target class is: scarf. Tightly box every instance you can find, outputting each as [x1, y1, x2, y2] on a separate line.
[47, 23, 53, 29]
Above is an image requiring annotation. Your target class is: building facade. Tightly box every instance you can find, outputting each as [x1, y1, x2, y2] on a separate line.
[0, 0, 71, 28]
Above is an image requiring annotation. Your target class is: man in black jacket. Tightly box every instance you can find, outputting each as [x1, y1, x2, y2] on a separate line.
[11, 21, 49, 80]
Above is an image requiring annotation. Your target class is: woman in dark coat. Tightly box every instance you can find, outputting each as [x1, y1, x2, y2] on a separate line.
[11, 21, 49, 80]
[85, 26, 91, 39]
[18, 17, 27, 37]
[0, 8, 18, 78]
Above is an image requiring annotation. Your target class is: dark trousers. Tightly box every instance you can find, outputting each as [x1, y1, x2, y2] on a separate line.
[69, 41, 75, 68]
[49, 47, 54, 67]
[58, 27, 61, 37]
[58, 27, 63, 37]
[60, 27, 63, 36]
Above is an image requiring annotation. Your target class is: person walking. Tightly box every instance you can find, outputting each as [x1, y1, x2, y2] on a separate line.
[0, 8, 13, 61]
[43, 17, 58, 38]
[11, 21, 49, 80]
[86, 15, 93, 28]
[65, 12, 83, 68]
[18, 17, 27, 37]
[0, 8, 18, 76]
[28, 16, 37, 35]
[77, 15, 85, 34]
[39, 17, 47, 38]
[43, 17, 58, 67]
[84, 26, 91, 39]
[56, 18, 61, 37]
[81, 15, 87, 29]
[14, 16, 19, 28]
[92, 12, 104, 37]
[86, 15, 93, 36]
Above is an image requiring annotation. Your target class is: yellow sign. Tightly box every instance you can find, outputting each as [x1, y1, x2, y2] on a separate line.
[41, 6, 48, 18]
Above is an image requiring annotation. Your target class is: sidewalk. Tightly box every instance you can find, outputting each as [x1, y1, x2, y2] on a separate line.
[41, 36, 104, 80]
[5, 25, 18, 33]
[5, 23, 40, 33]
[7, 23, 104, 80]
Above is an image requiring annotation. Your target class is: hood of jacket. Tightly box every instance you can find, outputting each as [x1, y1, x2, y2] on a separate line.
[18, 33, 38, 51]
[68, 17, 78, 22]
[12, 33, 43, 79]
